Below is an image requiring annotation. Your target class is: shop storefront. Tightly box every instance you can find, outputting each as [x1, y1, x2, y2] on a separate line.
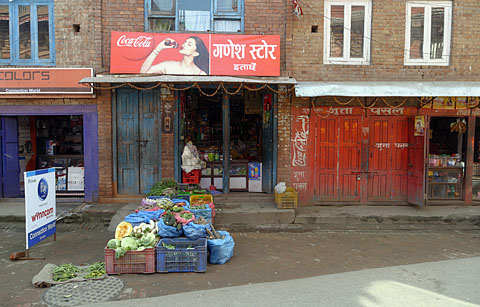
[293, 81, 480, 206]
[81, 31, 294, 197]
[91, 76, 293, 196]
[0, 68, 98, 202]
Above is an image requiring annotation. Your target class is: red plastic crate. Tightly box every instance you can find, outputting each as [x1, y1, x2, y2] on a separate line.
[104, 247, 155, 274]
[182, 169, 201, 184]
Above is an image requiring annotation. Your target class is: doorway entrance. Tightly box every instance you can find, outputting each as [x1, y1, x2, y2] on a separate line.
[178, 89, 276, 193]
[115, 89, 162, 195]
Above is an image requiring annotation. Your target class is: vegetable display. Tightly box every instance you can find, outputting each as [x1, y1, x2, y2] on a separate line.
[52, 262, 106, 282]
[108, 221, 159, 259]
[114, 221, 133, 240]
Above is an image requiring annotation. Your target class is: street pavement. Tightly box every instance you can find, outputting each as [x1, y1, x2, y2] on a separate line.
[1, 225, 480, 306]
[85, 256, 480, 307]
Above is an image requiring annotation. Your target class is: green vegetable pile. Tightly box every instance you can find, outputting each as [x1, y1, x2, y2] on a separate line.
[53, 264, 80, 282]
[84, 262, 106, 279]
[147, 178, 178, 197]
[162, 212, 183, 230]
[107, 221, 159, 259]
[52, 262, 106, 282]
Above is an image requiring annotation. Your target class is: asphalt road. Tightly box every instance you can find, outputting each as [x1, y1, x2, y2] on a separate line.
[86, 256, 480, 307]
[1, 223, 480, 306]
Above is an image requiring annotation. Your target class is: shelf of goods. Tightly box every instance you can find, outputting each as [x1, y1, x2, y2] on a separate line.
[427, 167, 463, 199]
[199, 160, 248, 191]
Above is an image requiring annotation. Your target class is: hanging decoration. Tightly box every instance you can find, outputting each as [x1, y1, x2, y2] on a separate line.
[450, 119, 467, 134]
[293, 0, 304, 19]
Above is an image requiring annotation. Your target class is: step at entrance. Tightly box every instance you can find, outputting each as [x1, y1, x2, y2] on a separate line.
[213, 193, 295, 227]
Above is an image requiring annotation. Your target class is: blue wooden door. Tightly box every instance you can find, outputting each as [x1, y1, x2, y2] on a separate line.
[117, 89, 140, 194]
[1, 117, 20, 197]
[262, 94, 274, 193]
[117, 89, 161, 195]
[139, 90, 161, 194]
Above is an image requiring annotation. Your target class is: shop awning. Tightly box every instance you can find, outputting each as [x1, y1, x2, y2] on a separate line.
[79, 74, 297, 85]
[295, 81, 480, 97]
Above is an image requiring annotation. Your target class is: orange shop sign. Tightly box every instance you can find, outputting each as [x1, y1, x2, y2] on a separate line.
[0, 68, 93, 95]
[110, 31, 280, 76]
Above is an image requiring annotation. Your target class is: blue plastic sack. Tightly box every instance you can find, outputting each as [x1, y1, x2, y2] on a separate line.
[207, 231, 234, 264]
[172, 198, 190, 210]
[188, 207, 212, 221]
[183, 221, 211, 240]
[124, 210, 164, 225]
[157, 217, 184, 238]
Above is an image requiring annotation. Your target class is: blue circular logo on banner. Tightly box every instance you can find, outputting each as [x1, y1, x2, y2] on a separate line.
[38, 178, 49, 201]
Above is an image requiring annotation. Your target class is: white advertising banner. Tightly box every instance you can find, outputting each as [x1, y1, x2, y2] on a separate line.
[24, 168, 56, 249]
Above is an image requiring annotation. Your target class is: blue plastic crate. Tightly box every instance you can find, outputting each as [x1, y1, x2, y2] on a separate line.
[156, 237, 207, 273]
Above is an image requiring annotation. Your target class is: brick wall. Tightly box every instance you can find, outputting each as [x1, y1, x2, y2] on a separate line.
[276, 85, 292, 185]
[96, 88, 113, 197]
[290, 0, 480, 81]
[55, 0, 101, 68]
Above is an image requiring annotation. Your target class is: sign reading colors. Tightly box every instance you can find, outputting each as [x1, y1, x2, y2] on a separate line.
[0, 68, 93, 95]
[25, 168, 56, 249]
[110, 31, 280, 76]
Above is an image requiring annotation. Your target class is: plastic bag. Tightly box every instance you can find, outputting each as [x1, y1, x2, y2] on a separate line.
[275, 182, 287, 194]
[207, 231, 235, 265]
[125, 210, 164, 225]
[188, 207, 212, 221]
[181, 142, 204, 173]
[174, 211, 195, 225]
[157, 217, 184, 237]
[183, 222, 212, 240]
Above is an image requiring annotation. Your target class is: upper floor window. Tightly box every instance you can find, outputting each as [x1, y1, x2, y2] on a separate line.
[145, 0, 243, 33]
[324, 0, 372, 65]
[405, 1, 452, 66]
[0, 0, 55, 66]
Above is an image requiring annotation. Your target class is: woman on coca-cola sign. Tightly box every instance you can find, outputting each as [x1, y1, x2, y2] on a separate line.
[140, 36, 209, 75]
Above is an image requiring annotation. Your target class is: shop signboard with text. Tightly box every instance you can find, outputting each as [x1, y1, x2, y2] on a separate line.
[0, 68, 93, 95]
[110, 31, 280, 76]
[24, 168, 56, 249]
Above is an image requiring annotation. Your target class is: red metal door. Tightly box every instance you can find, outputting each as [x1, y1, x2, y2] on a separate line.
[368, 116, 409, 201]
[407, 116, 426, 206]
[338, 117, 361, 200]
[313, 117, 338, 200]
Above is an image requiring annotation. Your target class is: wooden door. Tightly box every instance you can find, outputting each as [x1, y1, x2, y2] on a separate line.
[1, 117, 20, 197]
[407, 116, 426, 205]
[117, 89, 161, 195]
[117, 89, 140, 194]
[313, 115, 361, 201]
[314, 117, 338, 200]
[368, 116, 409, 201]
[338, 117, 361, 200]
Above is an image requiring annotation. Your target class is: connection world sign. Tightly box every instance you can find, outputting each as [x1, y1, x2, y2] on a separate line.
[24, 168, 56, 249]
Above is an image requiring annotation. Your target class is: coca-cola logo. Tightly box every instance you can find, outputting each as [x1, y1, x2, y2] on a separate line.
[116, 35, 155, 61]
[117, 35, 153, 48]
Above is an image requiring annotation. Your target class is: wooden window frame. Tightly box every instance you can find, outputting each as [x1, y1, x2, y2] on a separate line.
[404, 1, 452, 66]
[0, 0, 55, 66]
[144, 0, 244, 33]
[323, 0, 372, 65]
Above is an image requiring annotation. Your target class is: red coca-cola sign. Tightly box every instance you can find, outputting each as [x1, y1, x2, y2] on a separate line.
[110, 31, 280, 76]
[114, 33, 155, 61]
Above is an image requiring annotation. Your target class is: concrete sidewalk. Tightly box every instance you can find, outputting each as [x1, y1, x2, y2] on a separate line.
[1, 198, 480, 231]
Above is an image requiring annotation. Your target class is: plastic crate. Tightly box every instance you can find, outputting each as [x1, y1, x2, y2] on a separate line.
[189, 194, 213, 206]
[105, 247, 155, 274]
[182, 170, 201, 184]
[156, 237, 207, 273]
[275, 187, 298, 209]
